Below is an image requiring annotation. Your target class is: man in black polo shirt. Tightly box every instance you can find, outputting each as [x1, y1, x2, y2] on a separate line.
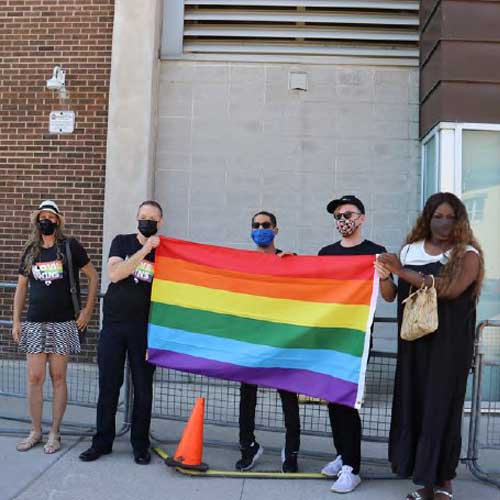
[318, 195, 395, 493]
[79, 200, 164, 465]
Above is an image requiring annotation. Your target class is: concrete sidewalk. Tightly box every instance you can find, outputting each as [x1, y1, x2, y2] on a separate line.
[1, 414, 499, 500]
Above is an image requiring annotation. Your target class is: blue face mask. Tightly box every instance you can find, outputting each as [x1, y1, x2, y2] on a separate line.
[251, 228, 275, 248]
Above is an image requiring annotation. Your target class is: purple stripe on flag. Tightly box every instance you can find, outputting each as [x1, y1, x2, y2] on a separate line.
[148, 348, 357, 407]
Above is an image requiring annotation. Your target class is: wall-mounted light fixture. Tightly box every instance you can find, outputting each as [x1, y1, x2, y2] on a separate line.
[46, 65, 69, 102]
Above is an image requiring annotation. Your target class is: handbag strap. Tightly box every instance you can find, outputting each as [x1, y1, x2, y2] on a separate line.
[65, 239, 81, 316]
[402, 274, 436, 304]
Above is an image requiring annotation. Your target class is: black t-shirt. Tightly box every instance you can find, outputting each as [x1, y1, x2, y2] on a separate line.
[103, 233, 156, 324]
[318, 239, 387, 256]
[19, 238, 90, 322]
[318, 239, 387, 345]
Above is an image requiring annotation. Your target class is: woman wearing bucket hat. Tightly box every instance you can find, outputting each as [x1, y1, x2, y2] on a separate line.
[12, 200, 98, 454]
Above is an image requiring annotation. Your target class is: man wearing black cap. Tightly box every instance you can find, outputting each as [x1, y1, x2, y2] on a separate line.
[318, 195, 396, 493]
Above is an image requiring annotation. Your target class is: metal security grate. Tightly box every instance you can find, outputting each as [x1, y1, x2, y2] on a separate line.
[180, 0, 419, 60]
[150, 351, 397, 442]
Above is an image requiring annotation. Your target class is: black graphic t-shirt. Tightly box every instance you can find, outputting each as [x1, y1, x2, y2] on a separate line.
[19, 238, 90, 322]
[103, 233, 156, 324]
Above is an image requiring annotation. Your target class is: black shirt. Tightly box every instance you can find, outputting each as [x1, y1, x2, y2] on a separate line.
[318, 239, 387, 348]
[318, 239, 387, 257]
[19, 238, 90, 323]
[103, 233, 156, 324]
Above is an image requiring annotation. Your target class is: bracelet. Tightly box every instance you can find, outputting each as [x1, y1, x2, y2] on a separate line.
[417, 272, 427, 287]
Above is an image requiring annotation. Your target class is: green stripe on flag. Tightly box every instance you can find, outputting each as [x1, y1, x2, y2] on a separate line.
[149, 302, 365, 357]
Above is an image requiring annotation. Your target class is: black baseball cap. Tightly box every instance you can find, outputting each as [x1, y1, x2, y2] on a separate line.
[326, 195, 365, 215]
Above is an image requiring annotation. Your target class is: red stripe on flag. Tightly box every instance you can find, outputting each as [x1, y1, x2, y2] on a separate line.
[157, 237, 376, 281]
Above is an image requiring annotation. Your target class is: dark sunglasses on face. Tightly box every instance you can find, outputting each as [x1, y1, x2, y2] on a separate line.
[333, 211, 361, 221]
[252, 221, 273, 229]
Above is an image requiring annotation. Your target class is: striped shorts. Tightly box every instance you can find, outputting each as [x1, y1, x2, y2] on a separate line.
[19, 321, 80, 355]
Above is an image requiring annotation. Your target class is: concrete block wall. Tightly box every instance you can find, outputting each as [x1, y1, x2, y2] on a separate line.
[154, 61, 420, 349]
[155, 61, 420, 258]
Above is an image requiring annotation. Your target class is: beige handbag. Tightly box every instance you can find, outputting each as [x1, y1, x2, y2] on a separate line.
[400, 275, 439, 341]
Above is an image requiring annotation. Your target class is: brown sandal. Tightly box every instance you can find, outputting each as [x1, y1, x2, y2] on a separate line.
[16, 430, 43, 451]
[43, 432, 61, 454]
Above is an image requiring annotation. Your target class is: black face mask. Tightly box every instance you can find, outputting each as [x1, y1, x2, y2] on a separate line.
[430, 218, 455, 239]
[38, 219, 57, 236]
[138, 219, 158, 237]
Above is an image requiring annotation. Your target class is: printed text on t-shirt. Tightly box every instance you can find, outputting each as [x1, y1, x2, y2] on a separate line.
[32, 260, 64, 284]
[133, 260, 154, 283]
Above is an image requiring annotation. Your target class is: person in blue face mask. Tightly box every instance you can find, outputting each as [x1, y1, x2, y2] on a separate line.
[235, 211, 301, 474]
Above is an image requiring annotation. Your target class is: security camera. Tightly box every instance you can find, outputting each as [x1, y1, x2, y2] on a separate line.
[47, 66, 66, 91]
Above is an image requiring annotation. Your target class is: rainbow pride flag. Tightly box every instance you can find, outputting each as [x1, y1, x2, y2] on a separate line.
[147, 237, 379, 409]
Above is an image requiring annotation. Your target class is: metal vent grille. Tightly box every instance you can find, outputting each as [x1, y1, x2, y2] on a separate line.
[181, 0, 419, 60]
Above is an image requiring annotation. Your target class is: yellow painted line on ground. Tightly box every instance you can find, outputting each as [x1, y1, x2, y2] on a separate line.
[153, 447, 329, 480]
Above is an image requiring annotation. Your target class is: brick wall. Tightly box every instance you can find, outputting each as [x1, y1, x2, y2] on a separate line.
[0, 0, 114, 361]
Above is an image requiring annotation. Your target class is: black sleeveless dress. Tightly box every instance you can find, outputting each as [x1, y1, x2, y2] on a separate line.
[389, 260, 476, 486]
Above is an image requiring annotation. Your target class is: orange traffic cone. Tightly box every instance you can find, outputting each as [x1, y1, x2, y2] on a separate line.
[165, 397, 209, 471]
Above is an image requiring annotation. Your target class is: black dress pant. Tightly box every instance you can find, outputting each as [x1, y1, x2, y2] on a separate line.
[239, 383, 300, 454]
[328, 402, 361, 474]
[92, 320, 155, 453]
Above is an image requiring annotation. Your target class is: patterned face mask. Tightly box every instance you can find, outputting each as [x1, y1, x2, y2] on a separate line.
[335, 218, 357, 237]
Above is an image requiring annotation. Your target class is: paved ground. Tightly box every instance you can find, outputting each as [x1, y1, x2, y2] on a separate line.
[1, 399, 499, 500]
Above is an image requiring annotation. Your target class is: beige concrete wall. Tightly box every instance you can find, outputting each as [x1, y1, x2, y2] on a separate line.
[155, 61, 420, 256]
[102, 0, 161, 286]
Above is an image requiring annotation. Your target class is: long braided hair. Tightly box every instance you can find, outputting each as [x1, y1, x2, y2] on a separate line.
[405, 192, 484, 297]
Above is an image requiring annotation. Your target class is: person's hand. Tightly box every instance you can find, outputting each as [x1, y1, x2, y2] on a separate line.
[374, 260, 391, 280]
[277, 251, 295, 258]
[76, 308, 92, 331]
[12, 322, 21, 344]
[144, 235, 160, 252]
[377, 253, 403, 274]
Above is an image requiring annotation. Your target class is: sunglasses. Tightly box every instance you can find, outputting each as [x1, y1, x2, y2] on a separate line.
[333, 211, 361, 221]
[252, 221, 273, 229]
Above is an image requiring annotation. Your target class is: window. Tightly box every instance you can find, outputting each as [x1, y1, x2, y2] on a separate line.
[162, 0, 420, 62]
[421, 123, 500, 322]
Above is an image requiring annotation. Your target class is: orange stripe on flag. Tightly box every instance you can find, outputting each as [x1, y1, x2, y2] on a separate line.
[155, 255, 373, 305]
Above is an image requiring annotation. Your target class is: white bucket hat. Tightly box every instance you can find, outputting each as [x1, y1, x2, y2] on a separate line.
[31, 200, 65, 227]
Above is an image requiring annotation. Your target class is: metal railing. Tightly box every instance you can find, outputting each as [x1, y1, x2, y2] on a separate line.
[0, 283, 131, 437]
[467, 319, 500, 487]
[1, 282, 499, 484]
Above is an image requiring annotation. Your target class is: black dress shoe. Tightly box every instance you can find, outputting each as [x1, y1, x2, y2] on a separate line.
[79, 447, 112, 462]
[134, 449, 151, 465]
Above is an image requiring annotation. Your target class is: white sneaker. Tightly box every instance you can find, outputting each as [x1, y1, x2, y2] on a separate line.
[330, 465, 361, 493]
[321, 455, 343, 477]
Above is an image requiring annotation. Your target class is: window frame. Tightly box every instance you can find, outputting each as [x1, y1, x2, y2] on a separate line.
[420, 122, 500, 208]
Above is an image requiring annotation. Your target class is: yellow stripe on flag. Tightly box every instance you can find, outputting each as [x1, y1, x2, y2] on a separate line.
[151, 279, 369, 331]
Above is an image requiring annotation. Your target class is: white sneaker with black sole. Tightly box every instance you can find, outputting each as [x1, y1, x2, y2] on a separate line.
[330, 465, 361, 493]
[321, 455, 343, 477]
